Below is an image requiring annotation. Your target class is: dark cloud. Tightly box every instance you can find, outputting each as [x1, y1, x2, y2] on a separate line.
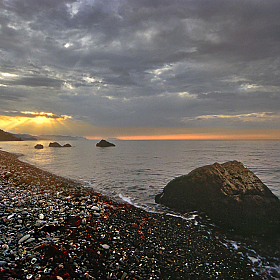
[6, 76, 64, 88]
[0, 87, 25, 101]
[0, 0, 279, 132]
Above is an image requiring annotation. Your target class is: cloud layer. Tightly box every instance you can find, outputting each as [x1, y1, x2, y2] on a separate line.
[0, 0, 279, 136]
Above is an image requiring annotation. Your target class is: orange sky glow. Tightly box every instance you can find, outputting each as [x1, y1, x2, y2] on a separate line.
[115, 133, 280, 141]
[1, 114, 280, 141]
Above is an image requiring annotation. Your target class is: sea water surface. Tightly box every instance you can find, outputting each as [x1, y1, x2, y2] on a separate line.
[1, 139, 280, 277]
[0, 139, 279, 213]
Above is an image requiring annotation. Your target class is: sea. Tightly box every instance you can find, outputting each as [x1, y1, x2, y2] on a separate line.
[0, 139, 279, 213]
[1, 139, 280, 278]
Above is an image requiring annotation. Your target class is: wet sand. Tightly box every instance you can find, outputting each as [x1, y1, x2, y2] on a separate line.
[0, 149, 261, 279]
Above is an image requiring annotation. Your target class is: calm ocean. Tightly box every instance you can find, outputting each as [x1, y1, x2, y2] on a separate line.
[1, 139, 280, 277]
[0, 139, 279, 213]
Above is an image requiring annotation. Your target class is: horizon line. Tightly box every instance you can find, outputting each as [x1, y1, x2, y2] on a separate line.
[86, 133, 280, 141]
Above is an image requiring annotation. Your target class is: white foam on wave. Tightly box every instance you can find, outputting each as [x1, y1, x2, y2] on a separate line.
[248, 256, 261, 264]
[118, 193, 133, 205]
[226, 240, 240, 250]
[166, 212, 198, 221]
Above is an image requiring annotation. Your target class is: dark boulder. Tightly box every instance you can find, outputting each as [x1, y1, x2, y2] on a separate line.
[34, 144, 44, 149]
[63, 143, 72, 147]
[49, 142, 62, 147]
[155, 161, 280, 235]
[96, 139, 115, 147]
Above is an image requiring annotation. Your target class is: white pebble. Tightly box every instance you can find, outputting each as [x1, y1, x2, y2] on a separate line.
[18, 234, 31, 244]
[2, 244, 9, 250]
[101, 244, 110, 250]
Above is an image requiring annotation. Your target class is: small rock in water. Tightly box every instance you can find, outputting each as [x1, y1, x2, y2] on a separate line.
[96, 139, 115, 147]
[63, 143, 71, 147]
[34, 144, 44, 149]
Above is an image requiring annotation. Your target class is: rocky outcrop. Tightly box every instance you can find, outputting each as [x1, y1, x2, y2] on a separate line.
[63, 143, 72, 147]
[49, 142, 72, 148]
[34, 144, 44, 149]
[96, 139, 115, 147]
[49, 142, 62, 147]
[155, 161, 280, 235]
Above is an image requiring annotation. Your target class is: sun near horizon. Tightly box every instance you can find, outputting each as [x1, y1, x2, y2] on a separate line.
[1, 112, 280, 141]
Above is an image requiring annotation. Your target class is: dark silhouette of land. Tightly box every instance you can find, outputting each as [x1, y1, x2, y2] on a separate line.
[0, 129, 22, 141]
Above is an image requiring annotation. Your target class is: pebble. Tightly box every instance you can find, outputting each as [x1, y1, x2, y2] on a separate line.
[44, 268, 52, 274]
[2, 244, 9, 250]
[7, 213, 15, 219]
[18, 234, 31, 244]
[101, 244, 110, 250]
[0, 260, 7, 266]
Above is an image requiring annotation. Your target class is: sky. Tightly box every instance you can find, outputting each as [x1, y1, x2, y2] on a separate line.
[0, 0, 280, 140]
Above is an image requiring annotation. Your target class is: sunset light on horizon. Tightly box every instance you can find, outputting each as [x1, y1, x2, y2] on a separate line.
[1, 112, 280, 141]
[115, 132, 280, 141]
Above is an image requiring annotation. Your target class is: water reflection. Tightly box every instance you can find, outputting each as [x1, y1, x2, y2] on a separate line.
[0, 140, 279, 208]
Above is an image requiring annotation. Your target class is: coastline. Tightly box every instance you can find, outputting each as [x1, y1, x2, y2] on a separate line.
[0, 149, 261, 279]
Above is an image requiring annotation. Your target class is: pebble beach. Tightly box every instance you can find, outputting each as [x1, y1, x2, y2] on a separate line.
[0, 149, 264, 279]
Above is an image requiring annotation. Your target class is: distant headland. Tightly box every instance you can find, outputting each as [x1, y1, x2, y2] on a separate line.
[0, 129, 88, 141]
[0, 129, 22, 141]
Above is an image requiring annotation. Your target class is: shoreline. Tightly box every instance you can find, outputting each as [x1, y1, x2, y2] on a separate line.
[0, 149, 264, 279]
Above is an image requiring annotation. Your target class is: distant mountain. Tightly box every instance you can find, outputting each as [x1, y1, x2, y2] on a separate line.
[0, 129, 22, 141]
[36, 135, 87, 141]
[13, 133, 38, 141]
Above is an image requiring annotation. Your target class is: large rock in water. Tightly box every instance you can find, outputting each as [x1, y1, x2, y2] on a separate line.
[155, 161, 280, 235]
[34, 144, 44, 149]
[49, 142, 62, 147]
[63, 143, 72, 147]
[96, 139, 115, 147]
